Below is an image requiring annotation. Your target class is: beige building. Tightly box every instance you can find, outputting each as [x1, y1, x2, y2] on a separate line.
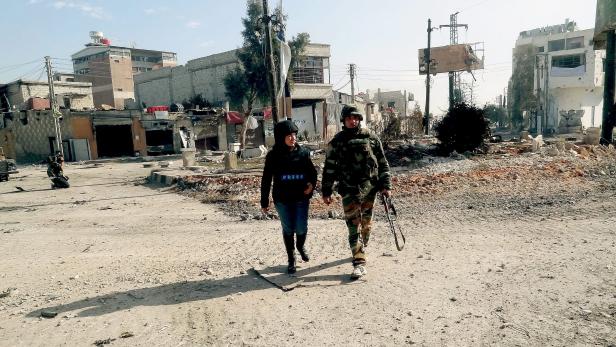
[0, 79, 94, 111]
[134, 44, 331, 108]
[71, 31, 177, 110]
[514, 20, 605, 133]
[134, 43, 333, 142]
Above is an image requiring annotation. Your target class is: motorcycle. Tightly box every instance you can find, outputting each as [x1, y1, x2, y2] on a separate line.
[47, 155, 70, 189]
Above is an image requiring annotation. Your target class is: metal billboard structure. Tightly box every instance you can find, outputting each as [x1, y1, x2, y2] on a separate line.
[418, 43, 484, 75]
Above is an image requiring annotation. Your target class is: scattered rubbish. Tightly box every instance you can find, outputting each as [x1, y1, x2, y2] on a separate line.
[119, 331, 134, 338]
[93, 338, 115, 346]
[15, 186, 25, 192]
[252, 267, 303, 292]
[0, 288, 13, 298]
[40, 310, 58, 318]
[489, 135, 503, 143]
[529, 135, 544, 152]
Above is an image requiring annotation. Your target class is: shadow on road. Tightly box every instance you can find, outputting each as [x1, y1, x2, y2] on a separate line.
[0, 179, 145, 196]
[0, 192, 177, 212]
[27, 258, 354, 318]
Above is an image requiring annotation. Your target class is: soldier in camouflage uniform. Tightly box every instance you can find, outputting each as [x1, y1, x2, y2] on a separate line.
[322, 105, 392, 279]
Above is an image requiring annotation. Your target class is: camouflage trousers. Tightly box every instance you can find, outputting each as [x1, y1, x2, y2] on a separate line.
[342, 187, 378, 266]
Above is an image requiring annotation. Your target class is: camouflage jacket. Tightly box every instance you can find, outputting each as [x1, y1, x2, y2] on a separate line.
[321, 127, 391, 197]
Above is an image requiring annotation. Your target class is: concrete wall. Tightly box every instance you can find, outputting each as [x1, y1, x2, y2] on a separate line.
[110, 56, 135, 109]
[303, 43, 331, 58]
[0, 110, 73, 163]
[134, 44, 332, 108]
[77, 57, 115, 109]
[70, 116, 97, 159]
[550, 87, 604, 128]
[2, 81, 94, 111]
[132, 117, 147, 156]
[134, 49, 238, 107]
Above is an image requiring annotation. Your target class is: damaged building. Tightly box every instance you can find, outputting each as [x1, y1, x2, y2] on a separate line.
[133, 43, 333, 145]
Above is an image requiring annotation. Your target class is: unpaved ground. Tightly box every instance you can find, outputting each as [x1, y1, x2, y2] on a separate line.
[0, 152, 615, 346]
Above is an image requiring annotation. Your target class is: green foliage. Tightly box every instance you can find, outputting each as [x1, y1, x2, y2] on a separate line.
[181, 94, 212, 110]
[223, 1, 309, 113]
[483, 104, 508, 128]
[409, 102, 424, 135]
[434, 103, 490, 154]
[509, 44, 537, 130]
[381, 115, 402, 142]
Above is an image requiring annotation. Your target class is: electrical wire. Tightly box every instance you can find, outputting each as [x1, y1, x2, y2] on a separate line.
[0, 59, 42, 73]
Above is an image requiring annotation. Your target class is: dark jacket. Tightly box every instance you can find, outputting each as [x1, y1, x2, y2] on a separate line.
[260, 144, 317, 208]
[261, 119, 319, 208]
[47, 158, 64, 178]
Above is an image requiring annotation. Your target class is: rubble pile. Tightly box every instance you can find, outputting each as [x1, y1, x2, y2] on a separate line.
[383, 143, 433, 167]
[175, 142, 616, 221]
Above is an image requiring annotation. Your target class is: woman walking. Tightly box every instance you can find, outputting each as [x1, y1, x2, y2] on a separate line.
[261, 120, 317, 274]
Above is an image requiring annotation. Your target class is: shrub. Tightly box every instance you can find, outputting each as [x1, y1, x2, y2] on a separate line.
[434, 103, 490, 154]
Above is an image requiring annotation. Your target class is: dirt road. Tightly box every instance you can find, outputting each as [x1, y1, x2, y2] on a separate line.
[1, 154, 615, 346]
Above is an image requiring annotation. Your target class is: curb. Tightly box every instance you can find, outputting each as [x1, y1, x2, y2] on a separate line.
[149, 171, 180, 185]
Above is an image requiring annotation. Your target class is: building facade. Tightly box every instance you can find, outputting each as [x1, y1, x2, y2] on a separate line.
[71, 31, 177, 110]
[135, 45, 330, 115]
[0, 79, 94, 111]
[0, 109, 147, 163]
[514, 20, 606, 133]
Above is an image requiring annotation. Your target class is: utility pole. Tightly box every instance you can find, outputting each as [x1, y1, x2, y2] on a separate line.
[262, 0, 279, 123]
[602, 30, 615, 144]
[424, 19, 433, 135]
[535, 55, 541, 133]
[349, 63, 356, 103]
[543, 54, 550, 134]
[45, 56, 64, 157]
[440, 12, 468, 109]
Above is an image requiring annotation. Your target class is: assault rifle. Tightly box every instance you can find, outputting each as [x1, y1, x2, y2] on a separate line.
[380, 194, 406, 251]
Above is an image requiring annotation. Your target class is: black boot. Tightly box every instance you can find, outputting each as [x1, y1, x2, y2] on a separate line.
[283, 234, 296, 274]
[296, 233, 310, 262]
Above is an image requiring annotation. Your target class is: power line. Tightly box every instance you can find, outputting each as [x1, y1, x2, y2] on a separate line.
[0, 59, 42, 73]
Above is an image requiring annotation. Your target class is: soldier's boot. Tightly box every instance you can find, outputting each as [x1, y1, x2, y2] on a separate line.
[283, 234, 296, 274]
[351, 264, 367, 279]
[296, 233, 310, 262]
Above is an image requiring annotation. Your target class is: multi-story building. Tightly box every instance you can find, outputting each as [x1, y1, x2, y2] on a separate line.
[134, 43, 333, 141]
[71, 31, 177, 110]
[514, 20, 605, 133]
[134, 43, 331, 110]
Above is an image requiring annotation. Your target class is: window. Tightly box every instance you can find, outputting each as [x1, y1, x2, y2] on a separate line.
[537, 46, 545, 53]
[548, 39, 565, 52]
[387, 101, 396, 108]
[566, 36, 584, 49]
[552, 54, 585, 68]
[292, 56, 325, 84]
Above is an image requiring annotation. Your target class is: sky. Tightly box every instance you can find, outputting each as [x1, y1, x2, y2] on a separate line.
[0, 0, 598, 115]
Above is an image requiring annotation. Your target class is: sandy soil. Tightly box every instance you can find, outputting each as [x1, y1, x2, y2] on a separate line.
[0, 149, 615, 346]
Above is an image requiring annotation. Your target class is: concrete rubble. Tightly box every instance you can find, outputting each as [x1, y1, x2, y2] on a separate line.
[173, 140, 616, 221]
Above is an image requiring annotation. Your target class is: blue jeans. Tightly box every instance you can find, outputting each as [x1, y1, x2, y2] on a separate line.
[274, 200, 309, 236]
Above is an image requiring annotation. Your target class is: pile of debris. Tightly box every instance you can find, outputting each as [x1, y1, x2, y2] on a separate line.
[174, 141, 616, 221]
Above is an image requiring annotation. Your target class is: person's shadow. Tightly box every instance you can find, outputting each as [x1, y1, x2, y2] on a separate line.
[27, 258, 355, 318]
